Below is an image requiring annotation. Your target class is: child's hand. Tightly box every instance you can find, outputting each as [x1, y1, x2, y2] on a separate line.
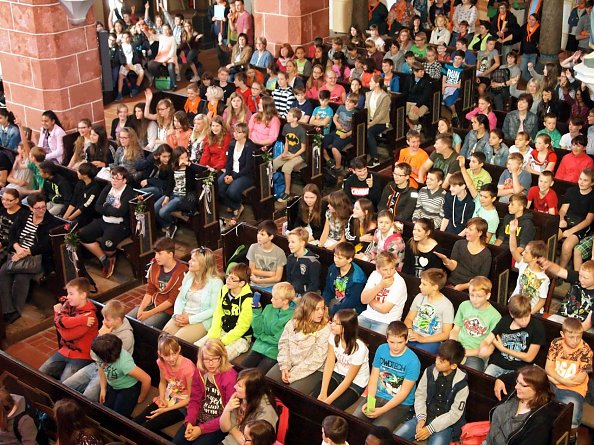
[492, 334, 504, 350]
[381, 276, 395, 288]
[366, 176, 373, 187]
[415, 426, 431, 441]
[416, 419, 426, 435]
[86, 316, 96, 327]
[53, 303, 63, 313]
[99, 389, 106, 404]
[457, 156, 466, 168]
[281, 369, 291, 383]
[509, 218, 518, 233]
[99, 324, 113, 335]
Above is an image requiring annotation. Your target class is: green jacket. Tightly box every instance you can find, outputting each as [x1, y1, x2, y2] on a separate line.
[251, 303, 295, 360]
[208, 283, 253, 345]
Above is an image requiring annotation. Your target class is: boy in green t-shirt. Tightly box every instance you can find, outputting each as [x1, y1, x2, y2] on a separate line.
[536, 113, 562, 149]
[449, 276, 501, 371]
[23, 146, 46, 199]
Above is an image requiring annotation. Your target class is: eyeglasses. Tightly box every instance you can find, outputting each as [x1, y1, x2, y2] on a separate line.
[203, 356, 221, 363]
[32, 205, 46, 211]
[329, 320, 342, 326]
[226, 276, 241, 283]
[111, 175, 125, 181]
[1, 197, 17, 203]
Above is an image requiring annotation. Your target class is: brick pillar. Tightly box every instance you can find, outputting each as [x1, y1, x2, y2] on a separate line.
[253, 0, 330, 55]
[0, 0, 104, 138]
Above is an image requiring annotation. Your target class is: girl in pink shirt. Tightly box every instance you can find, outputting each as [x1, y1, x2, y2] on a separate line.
[248, 96, 281, 146]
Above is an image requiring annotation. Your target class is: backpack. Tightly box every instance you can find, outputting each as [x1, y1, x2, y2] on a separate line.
[459, 420, 490, 445]
[272, 172, 285, 199]
[12, 404, 51, 445]
[274, 397, 289, 445]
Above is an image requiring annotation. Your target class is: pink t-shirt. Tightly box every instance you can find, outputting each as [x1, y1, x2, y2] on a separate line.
[320, 83, 346, 104]
[156, 356, 196, 405]
[235, 11, 253, 45]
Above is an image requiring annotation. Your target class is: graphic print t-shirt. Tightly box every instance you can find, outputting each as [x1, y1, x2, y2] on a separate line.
[488, 315, 546, 370]
[410, 293, 455, 337]
[372, 344, 420, 404]
[198, 376, 224, 423]
[547, 337, 593, 397]
[454, 301, 501, 350]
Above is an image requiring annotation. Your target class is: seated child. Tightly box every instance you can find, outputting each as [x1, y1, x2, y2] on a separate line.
[63, 299, 134, 401]
[508, 131, 532, 169]
[412, 168, 446, 229]
[545, 317, 593, 429]
[310, 90, 334, 135]
[404, 268, 454, 355]
[272, 108, 307, 202]
[485, 128, 509, 167]
[323, 93, 358, 173]
[560, 117, 584, 151]
[361, 210, 406, 267]
[39, 160, 72, 216]
[321, 416, 349, 445]
[527, 171, 558, 215]
[92, 334, 151, 418]
[342, 156, 383, 209]
[526, 133, 557, 175]
[354, 321, 421, 429]
[128, 237, 187, 329]
[397, 130, 429, 188]
[535, 112, 562, 149]
[241, 282, 296, 374]
[134, 334, 196, 432]
[401, 51, 416, 75]
[247, 220, 287, 292]
[196, 263, 254, 361]
[442, 50, 465, 127]
[359, 251, 408, 334]
[497, 153, 532, 203]
[495, 193, 536, 252]
[510, 234, 550, 314]
[314, 309, 370, 409]
[440, 171, 475, 235]
[395, 340, 468, 445]
[458, 152, 492, 193]
[322, 241, 367, 316]
[289, 86, 314, 123]
[556, 134, 594, 183]
[480, 294, 546, 378]
[62, 162, 102, 227]
[449, 276, 502, 371]
[39, 278, 98, 382]
[286, 228, 321, 296]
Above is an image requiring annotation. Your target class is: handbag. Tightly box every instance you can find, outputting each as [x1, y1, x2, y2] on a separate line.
[459, 420, 490, 445]
[5, 254, 42, 274]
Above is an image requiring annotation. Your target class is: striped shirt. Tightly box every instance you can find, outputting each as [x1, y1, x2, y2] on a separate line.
[412, 187, 446, 229]
[18, 214, 39, 249]
[271, 87, 295, 119]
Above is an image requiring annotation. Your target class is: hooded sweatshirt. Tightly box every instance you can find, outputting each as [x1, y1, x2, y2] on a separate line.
[251, 303, 295, 360]
[378, 180, 418, 222]
[497, 212, 536, 249]
[0, 394, 37, 445]
[112, 317, 135, 355]
[173, 273, 224, 330]
[443, 192, 475, 235]
[286, 249, 321, 295]
[146, 259, 188, 315]
[208, 283, 254, 345]
[55, 299, 99, 360]
[322, 262, 368, 316]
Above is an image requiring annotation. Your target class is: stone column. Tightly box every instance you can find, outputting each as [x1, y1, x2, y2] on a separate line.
[539, 0, 564, 62]
[0, 0, 104, 138]
[253, 0, 329, 55]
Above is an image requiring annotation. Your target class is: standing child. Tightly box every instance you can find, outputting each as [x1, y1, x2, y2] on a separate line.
[354, 321, 421, 429]
[92, 334, 151, 418]
[545, 317, 593, 430]
[315, 309, 370, 409]
[480, 294, 546, 377]
[247, 219, 287, 292]
[322, 241, 367, 316]
[286, 227, 321, 296]
[527, 171, 558, 215]
[39, 278, 98, 382]
[526, 133, 557, 175]
[395, 340, 468, 445]
[135, 334, 196, 432]
[359, 251, 408, 334]
[273, 108, 307, 202]
[449, 276, 502, 371]
[196, 263, 254, 360]
[362, 210, 406, 266]
[241, 282, 296, 373]
[404, 268, 454, 354]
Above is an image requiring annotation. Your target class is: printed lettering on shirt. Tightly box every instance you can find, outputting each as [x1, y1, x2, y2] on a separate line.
[500, 331, 529, 362]
[463, 315, 488, 337]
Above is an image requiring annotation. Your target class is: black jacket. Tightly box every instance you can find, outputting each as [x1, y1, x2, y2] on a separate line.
[287, 198, 328, 242]
[137, 158, 173, 192]
[224, 140, 255, 179]
[110, 117, 135, 141]
[95, 183, 135, 228]
[42, 173, 73, 206]
[405, 74, 432, 108]
[378, 180, 418, 222]
[70, 179, 102, 226]
[117, 44, 143, 67]
[343, 171, 382, 209]
[165, 163, 202, 199]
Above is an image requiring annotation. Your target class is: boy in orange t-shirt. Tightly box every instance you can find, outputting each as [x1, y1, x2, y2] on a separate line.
[397, 129, 428, 188]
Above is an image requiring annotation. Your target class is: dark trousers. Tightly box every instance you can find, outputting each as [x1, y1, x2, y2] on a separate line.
[241, 350, 277, 374]
[172, 425, 226, 445]
[366, 124, 385, 159]
[134, 402, 185, 432]
[311, 371, 364, 410]
[105, 381, 141, 418]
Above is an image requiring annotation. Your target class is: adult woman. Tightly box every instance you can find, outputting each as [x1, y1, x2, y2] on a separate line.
[112, 127, 144, 180]
[460, 114, 491, 159]
[365, 74, 390, 168]
[0, 189, 26, 254]
[0, 193, 60, 324]
[199, 116, 231, 171]
[437, 118, 462, 153]
[452, 0, 477, 38]
[502, 93, 539, 140]
[388, 0, 415, 29]
[248, 96, 281, 146]
[403, 218, 445, 278]
[218, 122, 254, 224]
[200, 86, 226, 119]
[286, 59, 305, 90]
[38, 110, 66, 164]
[132, 102, 158, 150]
[110, 104, 134, 141]
[491, 1, 518, 60]
[486, 366, 557, 445]
[189, 114, 210, 162]
[511, 78, 542, 115]
[167, 111, 193, 149]
[223, 93, 252, 133]
[266, 292, 331, 393]
[349, 25, 365, 47]
[164, 249, 224, 343]
[321, 70, 347, 105]
[465, 95, 497, 132]
[145, 23, 177, 90]
[179, 21, 203, 82]
[68, 119, 93, 169]
[349, 78, 366, 109]
[225, 33, 252, 76]
[314, 309, 370, 410]
[88, 125, 115, 168]
[250, 37, 274, 70]
[220, 369, 278, 445]
[144, 90, 175, 147]
[528, 63, 560, 92]
[287, 183, 327, 243]
[0, 109, 21, 150]
[54, 398, 104, 445]
[276, 43, 294, 72]
[519, 14, 541, 82]
[436, 217, 492, 291]
[305, 64, 325, 100]
[173, 339, 237, 445]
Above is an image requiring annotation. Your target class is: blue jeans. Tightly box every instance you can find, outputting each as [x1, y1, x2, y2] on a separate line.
[62, 362, 101, 401]
[138, 185, 164, 200]
[408, 340, 441, 355]
[155, 195, 184, 229]
[554, 387, 584, 428]
[366, 124, 385, 159]
[463, 356, 485, 371]
[484, 363, 514, 378]
[127, 306, 171, 330]
[358, 315, 389, 335]
[395, 416, 453, 445]
[520, 53, 538, 82]
[217, 174, 253, 211]
[39, 353, 92, 382]
[173, 425, 226, 445]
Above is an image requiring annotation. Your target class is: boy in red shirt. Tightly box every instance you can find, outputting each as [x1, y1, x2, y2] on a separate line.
[39, 278, 98, 382]
[527, 171, 558, 215]
[233, 71, 257, 112]
[555, 135, 594, 183]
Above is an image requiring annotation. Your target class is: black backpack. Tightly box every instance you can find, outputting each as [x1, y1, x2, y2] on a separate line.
[12, 403, 51, 445]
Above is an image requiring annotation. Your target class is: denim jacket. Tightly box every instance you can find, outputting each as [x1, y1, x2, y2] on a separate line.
[0, 124, 21, 150]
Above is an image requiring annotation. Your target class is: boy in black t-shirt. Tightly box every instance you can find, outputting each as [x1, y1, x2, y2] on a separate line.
[62, 162, 101, 227]
[494, 193, 536, 253]
[480, 294, 546, 377]
[342, 155, 382, 209]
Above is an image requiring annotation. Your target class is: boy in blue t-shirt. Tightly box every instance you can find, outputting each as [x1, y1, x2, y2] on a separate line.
[442, 50, 465, 127]
[322, 93, 358, 173]
[310, 90, 334, 135]
[289, 85, 314, 123]
[355, 320, 421, 429]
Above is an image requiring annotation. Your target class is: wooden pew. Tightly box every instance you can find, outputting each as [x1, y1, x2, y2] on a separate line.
[0, 351, 171, 445]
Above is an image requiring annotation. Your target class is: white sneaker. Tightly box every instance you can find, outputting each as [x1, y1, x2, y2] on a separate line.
[176, 73, 181, 82]
[190, 75, 200, 82]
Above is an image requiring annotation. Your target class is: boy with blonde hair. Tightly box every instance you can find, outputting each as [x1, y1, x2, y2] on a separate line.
[286, 227, 320, 296]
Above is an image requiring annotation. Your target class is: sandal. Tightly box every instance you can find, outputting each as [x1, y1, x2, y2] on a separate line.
[233, 204, 244, 220]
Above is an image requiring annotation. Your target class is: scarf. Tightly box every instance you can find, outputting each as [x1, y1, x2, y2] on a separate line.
[368, 1, 379, 19]
[525, 23, 539, 42]
[207, 100, 219, 117]
[497, 13, 507, 33]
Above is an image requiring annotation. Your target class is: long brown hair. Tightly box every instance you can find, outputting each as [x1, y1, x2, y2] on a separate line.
[253, 95, 278, 127]
[517, 366, 554, 409]
[299, 183, 323, 227]
[207, 115, 229, 146]
[293, 292, 328, 334]
[54, 398, 103, 445]
[353, 198, 376, 235]
[224, 92, 250, 129]
[408, 218, 435, 255]
[306, 64, 325, 90]
[333, 309, 360, 355]
[72, 118, 92, 163]
[236, 369, 276, 429]
[326, 190, 352, 225]
[156, 98, 174, 128]
[119, 127, 143, 161]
